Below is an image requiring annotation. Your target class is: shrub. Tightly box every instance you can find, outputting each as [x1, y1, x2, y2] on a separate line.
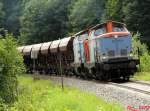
[0, 34, 25, 104]
[132, 33, 150, 72]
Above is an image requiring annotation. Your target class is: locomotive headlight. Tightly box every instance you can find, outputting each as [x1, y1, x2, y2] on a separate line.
[114, 35, 118, 38]
[102, 56, 107, 59]
[102, 56, 108, 61]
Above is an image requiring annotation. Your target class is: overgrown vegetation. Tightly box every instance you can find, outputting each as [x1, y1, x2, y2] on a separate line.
[0, 34, 24, 105]
[132, 34, 150, 81]
[69, 0, 104, 33]
[132, 34, 150, 72]
[2, 75, 123, 111]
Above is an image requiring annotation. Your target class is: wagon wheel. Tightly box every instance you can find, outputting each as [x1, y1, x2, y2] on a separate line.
[80, 68, 88, 80]
[102, 72, 110, 82]
[91, 68, 97, 79]
[123, 76, 130, 81]
[75, 68, 82, 78]
[96, 70, 103, 81]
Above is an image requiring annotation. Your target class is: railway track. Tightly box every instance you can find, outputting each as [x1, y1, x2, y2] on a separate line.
[32, 74, 150, 96]
[109, 81, 150, 95]
[130, 80, 150, 86]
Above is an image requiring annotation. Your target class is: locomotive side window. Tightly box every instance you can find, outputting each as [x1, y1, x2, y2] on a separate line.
[113, 23, 126, 32]
[94, 27, 106, 36]
[113, 27, 125, 32]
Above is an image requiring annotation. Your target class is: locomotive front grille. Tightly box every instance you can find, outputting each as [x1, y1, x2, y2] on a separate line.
[108, 50, 115, 57]
[121, 49, 127, 56]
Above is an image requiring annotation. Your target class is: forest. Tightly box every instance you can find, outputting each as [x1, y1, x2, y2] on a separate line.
[0, 0, 150, 46]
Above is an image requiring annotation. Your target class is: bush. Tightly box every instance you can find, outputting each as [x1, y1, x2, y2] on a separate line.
[132, 33, 150, 72]
[140, 53, 150, 72]
[7, 76, 123, 111]
[0, 34, 25, 104]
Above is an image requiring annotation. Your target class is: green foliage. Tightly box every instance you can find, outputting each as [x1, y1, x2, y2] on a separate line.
[132, 33, 148, 56]
[0, 1, 5, 28]
[140, 53, 150, 72]
[132, 34, 150, 72]
[0, 34, 25, 104]
[103, 0, 124, 22]
[20, 0, 72, 44]
[1, 0, 23, 36]
[5, 75, 123, 111]
[69, 0, 105, 33]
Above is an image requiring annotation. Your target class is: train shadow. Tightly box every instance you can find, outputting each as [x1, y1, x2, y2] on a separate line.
[111, 78, 129, 83]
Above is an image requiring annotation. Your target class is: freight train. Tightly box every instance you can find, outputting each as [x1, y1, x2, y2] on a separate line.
[18, 21, 140, 81]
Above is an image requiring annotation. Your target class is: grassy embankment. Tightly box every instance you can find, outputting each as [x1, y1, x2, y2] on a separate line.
[133, 72, 150, 81]
[7, 75, 123, 111]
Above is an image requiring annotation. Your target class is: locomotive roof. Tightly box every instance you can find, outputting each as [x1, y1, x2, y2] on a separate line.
[90, 21, 126, 30]
[74, 26, 93, 36]
[74, 29, 89, 36]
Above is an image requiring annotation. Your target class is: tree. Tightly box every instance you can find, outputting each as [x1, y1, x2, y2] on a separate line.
[0, 34, 25, 104]
[1, 0, 23, 36]
[20, 0, 72, 45]
[103, 0, 124, 22]
[123, 0, 150, 46]
[0, 1, 5, 29]
[69, 0, 105, 33]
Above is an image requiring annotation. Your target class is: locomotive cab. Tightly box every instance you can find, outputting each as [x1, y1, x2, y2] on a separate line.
[95, 22, 132, 62]
[90, 21, 139, 80]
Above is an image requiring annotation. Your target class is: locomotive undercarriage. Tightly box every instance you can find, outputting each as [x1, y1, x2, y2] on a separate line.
[26, 53, 139, 82]
[73, 58, 139, 81]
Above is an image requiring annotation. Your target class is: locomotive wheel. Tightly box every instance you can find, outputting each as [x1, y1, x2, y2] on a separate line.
[123, 76, 130, 81]
[78, 68, 87, 79]
[102, 72, 111, 81]
[84, 68, 91, 79]
[91, 68, 97, 79]
[76, 67, 82, 78]
[96, 70, 103, 80]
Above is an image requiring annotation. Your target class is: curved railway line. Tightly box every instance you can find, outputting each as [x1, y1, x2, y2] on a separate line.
[33, 73, 150, 96]
[31, 74, 150, 110]
[109, 81, 150, 95]
[131, 80, 150, 86]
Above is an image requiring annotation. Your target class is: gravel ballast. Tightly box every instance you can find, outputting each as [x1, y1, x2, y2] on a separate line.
[37, 75, 150, 110]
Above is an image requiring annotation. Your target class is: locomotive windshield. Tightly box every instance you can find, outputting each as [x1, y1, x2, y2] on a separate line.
[94, 27, 106, 36]
[94, 22, 132, 61]
[113, 23, 127, 32]
[113, 27, 125, 32]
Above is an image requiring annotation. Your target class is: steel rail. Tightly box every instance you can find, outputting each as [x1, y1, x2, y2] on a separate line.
[130, 81, 150, 86]
[109, 82, 150, 95]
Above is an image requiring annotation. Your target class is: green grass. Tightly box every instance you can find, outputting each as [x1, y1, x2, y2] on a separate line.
[133, 72, 150, 81]
[6, 75, 124, 111]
